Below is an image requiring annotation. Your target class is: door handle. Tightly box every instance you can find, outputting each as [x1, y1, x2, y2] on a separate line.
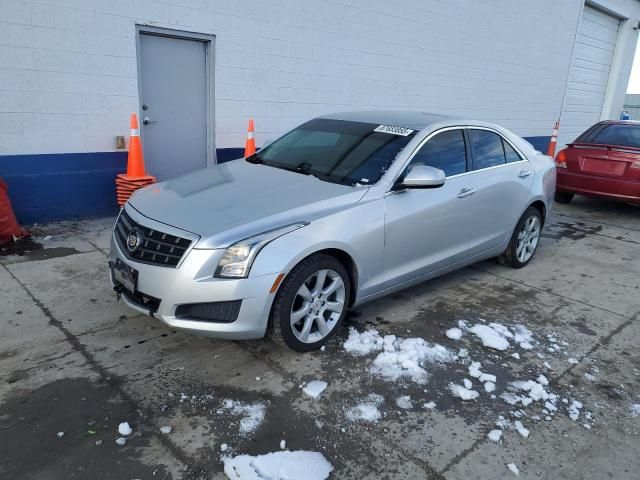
[457, 187, 476, 198]
[142, 116, 155, 125]
[518, 170, 533, 178]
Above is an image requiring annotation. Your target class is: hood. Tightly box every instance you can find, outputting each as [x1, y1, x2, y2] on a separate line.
[128, 159, 367, 249]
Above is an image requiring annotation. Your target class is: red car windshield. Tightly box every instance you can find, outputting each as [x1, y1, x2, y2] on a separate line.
[575, 123, 640, 149]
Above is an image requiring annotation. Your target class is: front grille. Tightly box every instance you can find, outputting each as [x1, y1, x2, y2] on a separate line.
[114, 209, 192, 267]
[175, 301, 242, 323]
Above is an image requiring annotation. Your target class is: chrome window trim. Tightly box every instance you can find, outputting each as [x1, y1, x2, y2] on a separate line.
[389, 125, 529, 190]
[467, 126, 527, 161]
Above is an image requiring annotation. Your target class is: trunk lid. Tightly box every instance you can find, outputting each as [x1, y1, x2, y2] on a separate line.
[565, 143, 640, 179]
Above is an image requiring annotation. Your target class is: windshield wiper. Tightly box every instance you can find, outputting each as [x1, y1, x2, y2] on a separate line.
[294, 162, 312, 174]
[266, 161, 348, 185]
[245, 154, 263, 164]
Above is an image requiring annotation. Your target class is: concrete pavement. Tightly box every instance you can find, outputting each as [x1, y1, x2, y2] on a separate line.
[1, 197, 639, 479]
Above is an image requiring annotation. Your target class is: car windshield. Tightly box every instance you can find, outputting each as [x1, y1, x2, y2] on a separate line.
[575, 123, 640, 148]
[247, 118, 417, 186]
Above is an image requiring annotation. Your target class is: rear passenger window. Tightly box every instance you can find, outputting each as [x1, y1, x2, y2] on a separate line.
[409, 129, 467, 176]
[469, 130, 505, 170]
[503, 139, 522, 163]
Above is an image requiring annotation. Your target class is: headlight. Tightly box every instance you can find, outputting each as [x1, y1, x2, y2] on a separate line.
[215, 223, 308, 278]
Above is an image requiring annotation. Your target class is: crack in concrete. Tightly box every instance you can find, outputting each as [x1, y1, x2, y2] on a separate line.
[1, 264, 203, 476]
[439, 263, 638, 475]
[474, 265, 632, 320]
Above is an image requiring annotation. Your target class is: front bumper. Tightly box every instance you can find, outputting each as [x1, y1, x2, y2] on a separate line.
[108, 233, 279, 340]
[557, 169, 640, 203]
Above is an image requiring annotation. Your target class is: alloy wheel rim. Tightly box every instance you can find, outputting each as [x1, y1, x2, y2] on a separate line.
[290, 268, 346, 344]
[516, 215, 540, 263]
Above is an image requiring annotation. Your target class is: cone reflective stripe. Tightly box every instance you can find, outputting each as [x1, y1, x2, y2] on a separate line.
[547, 120, 559, 157]
[244, 118, 256, 157]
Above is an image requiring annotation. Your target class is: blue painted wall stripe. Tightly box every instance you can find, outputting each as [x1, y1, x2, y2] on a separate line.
[0, 137, 550, 224]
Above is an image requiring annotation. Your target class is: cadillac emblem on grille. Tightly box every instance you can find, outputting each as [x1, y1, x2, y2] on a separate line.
[126, 229, 143, 253]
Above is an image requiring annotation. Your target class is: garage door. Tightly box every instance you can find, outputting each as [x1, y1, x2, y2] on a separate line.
[558, 5, 620, 149]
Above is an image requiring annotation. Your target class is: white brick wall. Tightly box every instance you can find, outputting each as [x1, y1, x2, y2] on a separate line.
[1, 0, 639, 155]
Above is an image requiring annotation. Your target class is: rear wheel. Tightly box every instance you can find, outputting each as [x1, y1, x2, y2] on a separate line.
[498, 207, 542, 268]
[554, 191, 574, 204]
[269, 254, 350, 352]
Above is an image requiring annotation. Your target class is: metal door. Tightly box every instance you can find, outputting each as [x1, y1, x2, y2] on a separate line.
[382, 129, 474, 289]
[465, 129, 534, 255]
[138, 32, 208, 181]
[382, 176, 474, 290]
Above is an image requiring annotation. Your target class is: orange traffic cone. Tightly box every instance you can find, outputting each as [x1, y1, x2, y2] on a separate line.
[115, 113, 156, 207]
[547, 121, 559, 157]
[244, 119, 256, 157]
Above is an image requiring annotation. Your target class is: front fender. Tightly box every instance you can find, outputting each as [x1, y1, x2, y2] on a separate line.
[249, 198, 385, 299]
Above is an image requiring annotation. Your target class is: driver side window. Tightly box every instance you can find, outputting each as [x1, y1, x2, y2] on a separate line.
[408, 129, 467, 177]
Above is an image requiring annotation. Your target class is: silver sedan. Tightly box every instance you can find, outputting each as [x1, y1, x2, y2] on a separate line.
[109, 111, 556, 351]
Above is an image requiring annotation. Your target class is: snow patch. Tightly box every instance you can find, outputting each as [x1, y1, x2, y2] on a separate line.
[342, 328, 384, 355]
[568, 400, 582, 421]
[507, 463, 520, 476]
[223, 451, 333, 480]
[222, 400, 266, 435]
[446, 327, 463, 340]
[344, 328, 455, 383]
[487, 429, 502, 442]
[160, 426, 172, 434]
[514, 420, 530, 438]
[469, 324, 510, 351]
[118, 422, 132, 436]
[115, 437, 126, 446]
[346, 394, 384, 422]
[449, 383, 479, 401]
[395, 395, 412, 410]
[303, 380, 328, 399]
[630, 404, 640, 417]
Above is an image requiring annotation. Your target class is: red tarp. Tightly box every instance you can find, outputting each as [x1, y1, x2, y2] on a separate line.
[0, 178, 28, 245]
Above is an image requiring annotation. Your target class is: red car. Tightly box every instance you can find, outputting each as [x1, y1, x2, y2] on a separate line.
[554, 120, 640, 204]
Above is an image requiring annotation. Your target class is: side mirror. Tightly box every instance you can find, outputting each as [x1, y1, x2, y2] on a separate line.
[401, 165, 446, 189]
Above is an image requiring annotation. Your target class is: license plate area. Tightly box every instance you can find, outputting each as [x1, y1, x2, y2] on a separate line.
[112, 258, 138, 294]
[581, 158, 626, 176]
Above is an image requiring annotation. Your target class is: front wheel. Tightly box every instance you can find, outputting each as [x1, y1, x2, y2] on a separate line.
[269, 254, 350, 352]
[498, 207, 542, 269]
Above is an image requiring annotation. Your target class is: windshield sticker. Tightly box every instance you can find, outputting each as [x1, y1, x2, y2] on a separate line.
[374, 125, 414, 136]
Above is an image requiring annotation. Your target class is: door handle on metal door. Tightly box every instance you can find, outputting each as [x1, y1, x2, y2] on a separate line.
[518, 170, 533, 178]
[457, 187, 476, 198]
[142, 116, 155, 125]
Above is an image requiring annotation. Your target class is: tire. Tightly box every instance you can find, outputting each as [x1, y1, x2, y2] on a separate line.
[554, 191, 574, 204]
[269, 254, 351, 352]
[497, 207, 543, 269]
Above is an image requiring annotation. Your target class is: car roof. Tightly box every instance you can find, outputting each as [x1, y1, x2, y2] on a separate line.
[597, 120, 640, 126]
[319, 110, 455, 130]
